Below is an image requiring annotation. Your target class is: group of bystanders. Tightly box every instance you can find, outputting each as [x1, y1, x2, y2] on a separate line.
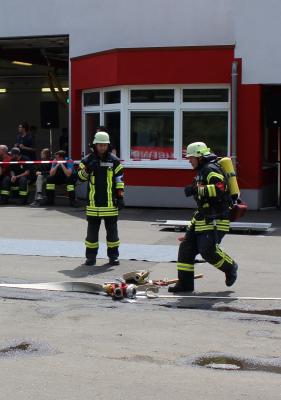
[0, 121, 77, 207]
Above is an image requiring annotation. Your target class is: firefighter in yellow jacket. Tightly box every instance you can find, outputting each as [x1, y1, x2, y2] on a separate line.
[78, 131, 124, 266]
[169, 142, 238, 293]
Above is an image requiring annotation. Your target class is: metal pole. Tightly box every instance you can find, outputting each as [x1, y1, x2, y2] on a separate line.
[277, 126, 281, 208]
[47, 122, 53, 155]
[273, 121, 280, 208]
[49, 128, 53, 155]
[231, 61, 238, 171]
[68, 52, 71, 158]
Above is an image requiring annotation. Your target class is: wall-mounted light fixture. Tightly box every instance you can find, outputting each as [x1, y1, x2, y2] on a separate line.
[41, 87, 69, 92]
[0, 88, 7, 93]
[12, 61, 33, 67]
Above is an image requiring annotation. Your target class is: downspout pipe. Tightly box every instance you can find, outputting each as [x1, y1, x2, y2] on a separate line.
[231, 60, 238, 170]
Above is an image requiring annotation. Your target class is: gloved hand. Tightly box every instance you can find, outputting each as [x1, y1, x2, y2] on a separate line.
[184, 185, 195, 197]
[116, 197, 125, 210]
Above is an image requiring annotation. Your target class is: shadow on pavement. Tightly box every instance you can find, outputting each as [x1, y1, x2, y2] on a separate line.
[55, 205, 194, 222]
[58, 262, 115, 278]
[158, 291, 281, 324]
[159, 290, 237, 310]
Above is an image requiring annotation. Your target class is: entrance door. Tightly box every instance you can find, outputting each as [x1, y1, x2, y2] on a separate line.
[83, 111, 120, 158]
[84, 112, 100, 156]
[263, 86, 281, 207]
[104, 112, 121, 157]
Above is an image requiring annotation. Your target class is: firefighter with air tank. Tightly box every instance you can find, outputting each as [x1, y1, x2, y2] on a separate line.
[169, 142, 239, 293]
[78, 131, 124, 267]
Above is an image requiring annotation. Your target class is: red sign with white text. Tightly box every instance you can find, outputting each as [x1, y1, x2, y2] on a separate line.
[131, 146, 174, 160]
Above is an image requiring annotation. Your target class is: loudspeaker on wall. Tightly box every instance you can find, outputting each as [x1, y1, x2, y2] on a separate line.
[40, 101, 59, 128]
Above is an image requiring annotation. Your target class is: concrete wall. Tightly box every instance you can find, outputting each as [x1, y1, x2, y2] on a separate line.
[0, 0, 233, 57]
[1, 1, 281, 84]
[233, 0, 281, 84]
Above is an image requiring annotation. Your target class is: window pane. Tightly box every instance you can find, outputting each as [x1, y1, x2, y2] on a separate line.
[182, 111, 228, 158]
[131, 111, 174, 159]
[183, 89, 229, 102]
[131, 89, 174, 103]
[104, 112, 120, 157]
[84, 92, 100, 106]
[85, 113, 100, 155]
[104, 90, 121, 104]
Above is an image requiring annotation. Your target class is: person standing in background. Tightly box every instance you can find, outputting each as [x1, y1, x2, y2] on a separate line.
[15, 121, 37, 160]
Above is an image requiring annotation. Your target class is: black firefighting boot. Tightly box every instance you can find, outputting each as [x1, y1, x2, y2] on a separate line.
[108, 245, 120, 266]
[20, 195, 28, 205]
[85, 242, 98, 266]
[85, 257, 96, 266]
[68, 190, 79, 207]
[0, 195, 8, 205]
[70, 199, 79, 207]
[46, 191, 55, 205]
[168, 270, 194, 293]
[220, 262, 238, 287]
[109, 258, 120, 266]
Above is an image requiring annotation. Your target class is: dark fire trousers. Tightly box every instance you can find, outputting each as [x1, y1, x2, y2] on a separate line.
[0, 176, 11, 199]
[177, 228, 235, 291]
[85, 216, 120, 260]
[0, 175, 29, 201]
[46, 174, 76, 203]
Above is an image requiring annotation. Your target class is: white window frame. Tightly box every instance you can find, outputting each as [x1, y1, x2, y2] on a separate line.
[82, 84, 230, 169]
[82, 88, 122, 156]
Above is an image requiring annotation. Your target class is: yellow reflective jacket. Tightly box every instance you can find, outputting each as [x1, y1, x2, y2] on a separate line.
[78, 152, 124, 217]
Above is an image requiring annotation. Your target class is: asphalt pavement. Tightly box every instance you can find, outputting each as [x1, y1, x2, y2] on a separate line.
[0, 205, 281, 400]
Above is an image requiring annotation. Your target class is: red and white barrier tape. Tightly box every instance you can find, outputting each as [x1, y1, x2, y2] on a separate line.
[0, 160, 80, 165]
[0, 159, 126, 165]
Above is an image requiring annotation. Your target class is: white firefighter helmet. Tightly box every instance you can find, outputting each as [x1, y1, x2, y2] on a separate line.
[93, 131, 110, 144]
[186, 142, 211, 158]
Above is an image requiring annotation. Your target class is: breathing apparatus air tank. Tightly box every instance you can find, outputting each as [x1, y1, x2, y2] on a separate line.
[218, 157, 239, 201]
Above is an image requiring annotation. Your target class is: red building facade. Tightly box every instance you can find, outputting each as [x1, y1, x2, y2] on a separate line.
[71, 46, 272, 209]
